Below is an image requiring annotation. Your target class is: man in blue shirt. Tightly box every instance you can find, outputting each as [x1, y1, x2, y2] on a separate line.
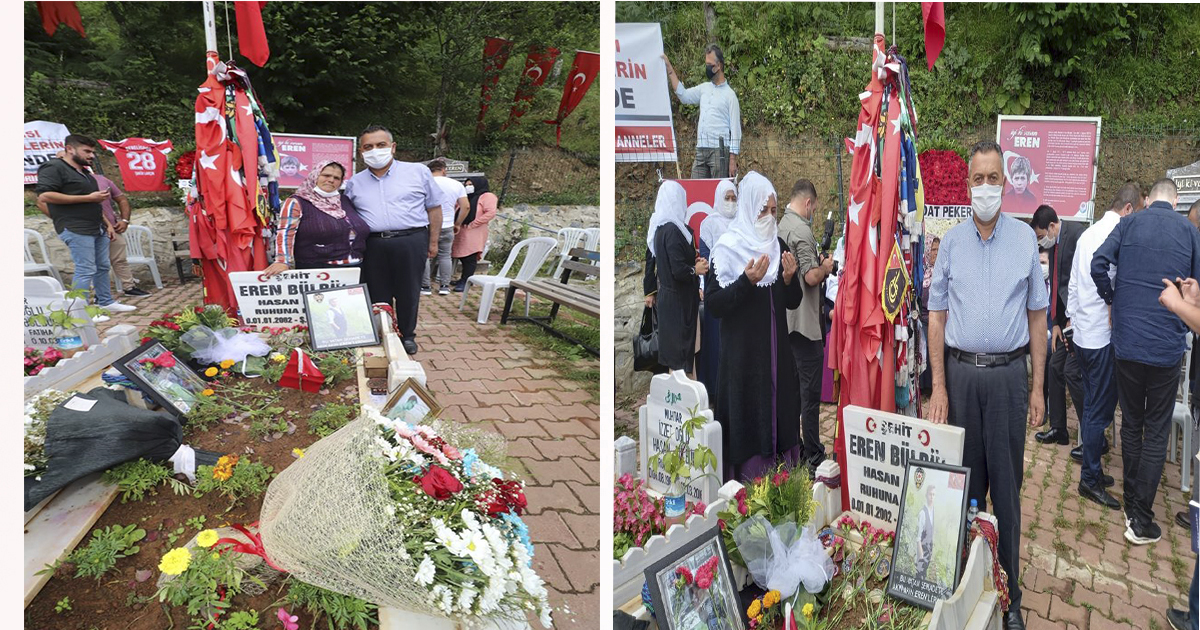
[662, 44, 742, 178]
[344, 125, 443, 355]
[927, 140, 1048, 630]
[1091, 178, 1200, 546]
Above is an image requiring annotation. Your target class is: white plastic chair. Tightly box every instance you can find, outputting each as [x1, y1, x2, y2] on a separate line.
[459, 236, 557, 324]
[1168, 332, 1194, 493]
[583, 227, 600, 251]
[551, 227, 588, 279]
[24, 229, 63, 285]
[115, 225, 163, 290]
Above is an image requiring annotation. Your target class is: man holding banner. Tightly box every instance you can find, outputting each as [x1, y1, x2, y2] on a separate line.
[662, 44, 741, 178]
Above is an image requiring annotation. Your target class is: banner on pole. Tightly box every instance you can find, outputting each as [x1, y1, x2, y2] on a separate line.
[614, 23, 677, 163]
[477, 37, 514, 133]
[272, 134, 357, 189]
[996, 116, 1101, 221]
[24, 121, 71, 185]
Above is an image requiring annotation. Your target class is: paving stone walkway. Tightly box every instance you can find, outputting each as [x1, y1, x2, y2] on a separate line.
[95, 277, 602, 627]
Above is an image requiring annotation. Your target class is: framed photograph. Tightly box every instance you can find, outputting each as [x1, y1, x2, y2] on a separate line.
[887, 460, 972, 609]
[301, 283, 380, 352]
[114, 340, 210, 417]
[644, 525, 744, 630]
[383, 378, 442, 423]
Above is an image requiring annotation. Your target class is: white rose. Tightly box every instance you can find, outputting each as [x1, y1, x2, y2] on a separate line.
[414, 555, 436, 587]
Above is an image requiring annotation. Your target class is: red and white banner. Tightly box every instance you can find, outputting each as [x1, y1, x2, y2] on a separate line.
[614, 23, 677, 162]
[996, 116, 1101, 221]
[505, 46, 561, 129]
[99, 137, 173, 191]
[477, 37, 514, 132]
[24, 120, 70, 185]
[272, 133, 356, 189]
[544, 50, 599, 145]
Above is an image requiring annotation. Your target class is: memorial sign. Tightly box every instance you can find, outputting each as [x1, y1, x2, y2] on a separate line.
[1168, 160, 1200, 209]
[273, 133, 357, 189]
[230, 268, 361, 327]
[639, 370, 722, 505]
[842, 405, 965, 529]
[24, 278, 99, 349]
[996, 116, 1101, 221]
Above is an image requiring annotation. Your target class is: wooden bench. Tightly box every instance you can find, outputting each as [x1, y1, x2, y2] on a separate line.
[170, 228, 195, 283]
[500, 248, 599, 356]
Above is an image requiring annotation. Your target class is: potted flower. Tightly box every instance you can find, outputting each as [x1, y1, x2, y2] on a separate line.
[647, 407, 718, 520]
[26, 288, 106, 350]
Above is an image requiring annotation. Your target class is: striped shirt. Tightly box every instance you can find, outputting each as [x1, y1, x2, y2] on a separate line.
[272, 197, 361, 267]
[928, 213, 1049, 353]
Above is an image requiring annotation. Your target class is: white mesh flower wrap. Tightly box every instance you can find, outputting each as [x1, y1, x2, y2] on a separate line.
[731, 514, 834, 598]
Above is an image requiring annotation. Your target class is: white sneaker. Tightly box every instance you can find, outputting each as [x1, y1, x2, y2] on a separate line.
[420, 288, 433, 296]
[438, 286, 450, 296]
[104, 302, 138, 313]
[91, 314, 111, 323]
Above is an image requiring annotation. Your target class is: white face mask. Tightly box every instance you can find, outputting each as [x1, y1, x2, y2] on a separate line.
[719, 199, 737, 218]
[363, 147, 393, 169]
[1041, 263, 1050, 282]
[313, 186, 340, 198]
[970, 184, 1003, 222]
[754, 214, 775, 239]
[464, 185, 475, 195]
[1038, 235, 1055, 249]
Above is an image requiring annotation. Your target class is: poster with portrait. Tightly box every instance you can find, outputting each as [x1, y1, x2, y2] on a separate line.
[301, 284, 379, 351]
[887, 460, 971, 610]
[644, 526, 744, 630]
[273, 133, 357, 189]
[996, 116, 1101, 221]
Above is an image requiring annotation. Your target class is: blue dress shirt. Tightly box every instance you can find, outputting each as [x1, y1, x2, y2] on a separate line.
[344, 160, 443, 232]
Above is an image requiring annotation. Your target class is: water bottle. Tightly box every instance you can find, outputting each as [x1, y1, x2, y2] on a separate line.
[966, 499, 979, 528]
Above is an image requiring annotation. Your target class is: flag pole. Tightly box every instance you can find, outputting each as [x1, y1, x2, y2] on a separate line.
[875, 1, 885, 36]
[202, 1, 217, 57]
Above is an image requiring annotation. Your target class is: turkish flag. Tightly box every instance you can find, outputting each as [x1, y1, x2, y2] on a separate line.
[504, 46, 560, 130]
[922, 2, 945, 70]
[477, 37, 514, 133]
[543, 50, 599, 145]
[37, 2, 86, 38]
[235, 1, 270, 67]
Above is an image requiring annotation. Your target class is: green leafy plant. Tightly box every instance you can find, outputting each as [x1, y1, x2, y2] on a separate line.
[156, 544, 255, 629]
[718, 464, 814, 568]
[186, 515, 207, 530]
[26, 288, 107, 334]
[307, 402, 360, 438]
[54, 597, 72, 614]
[248, 413, 289, 441]
[194, 456, 273, 507]
[102, 458, 190, 503]
[165, 525, 187, 547]
[315, 350, 356, 387]
[220, 609, 260, 630]
[40, 524, 146, 581]
[647, 406, 719, 497]
[281, 577, 378, 630]
[186, 395, 237, 433]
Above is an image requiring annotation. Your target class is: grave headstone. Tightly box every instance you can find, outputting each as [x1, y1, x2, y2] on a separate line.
[24, 277, 99, 349]
[1168, 160, 1200, 209]
[638, 370, 722, 506]
[229, 268, 361, 327]
[842, 405, 965, 529]
[615, 436, 638, 479]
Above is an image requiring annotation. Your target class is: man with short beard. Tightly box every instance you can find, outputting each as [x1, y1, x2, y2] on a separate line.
[35, 134, 136, 313]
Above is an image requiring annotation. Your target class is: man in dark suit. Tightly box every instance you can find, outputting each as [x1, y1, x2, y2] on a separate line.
[1032, 205, 1090, 452]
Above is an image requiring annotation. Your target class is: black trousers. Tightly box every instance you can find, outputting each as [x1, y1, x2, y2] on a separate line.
[946, 350, 1027, 608]
[456, 253, 479, 283]
[1046, 341, 1085, 433]
[788, 332, 826, 462]
[1115, 358, 1180, 525]
[363, 228, 428, 339]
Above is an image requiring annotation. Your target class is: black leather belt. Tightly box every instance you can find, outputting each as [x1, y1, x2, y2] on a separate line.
[371, 227, 425, 238]
[948, 346, 1027, 367]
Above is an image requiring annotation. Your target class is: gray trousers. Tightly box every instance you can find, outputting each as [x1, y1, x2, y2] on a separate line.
[690, 147, 728, 179]
[423, 227, 455, 289]
[946, 350, 1027, 608]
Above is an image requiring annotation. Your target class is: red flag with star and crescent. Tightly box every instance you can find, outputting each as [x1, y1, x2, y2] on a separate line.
[544, 50, 599, 146]
[504, 46, 560, 129]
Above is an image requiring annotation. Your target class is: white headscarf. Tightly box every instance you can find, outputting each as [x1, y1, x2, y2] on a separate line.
[700, 179, 738, 247]
[645, 180, 690, 258]
[711, 171, 780, 288]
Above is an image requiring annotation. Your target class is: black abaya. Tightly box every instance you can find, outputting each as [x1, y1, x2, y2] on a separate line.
[651, 225, 699, 372]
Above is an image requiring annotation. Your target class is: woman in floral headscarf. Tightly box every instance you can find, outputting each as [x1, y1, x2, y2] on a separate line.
[265, 160, 370, 276]
[705, 171, 803, 482]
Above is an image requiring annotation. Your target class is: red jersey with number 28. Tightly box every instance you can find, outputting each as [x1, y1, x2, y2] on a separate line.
[99, 137, 174, 191]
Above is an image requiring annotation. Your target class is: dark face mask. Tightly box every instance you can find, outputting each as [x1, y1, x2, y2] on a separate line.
[705, 63, 717, 80]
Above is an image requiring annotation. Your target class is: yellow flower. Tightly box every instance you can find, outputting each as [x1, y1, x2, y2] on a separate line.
[341, 358, 349, 364]
[802, 603, 814, 619]
[747, 599, 762, 619]
[201, 388, 214, 397]
[292, 448, 305, 458]
[271, 353, 287, 363]
[196, 530, 219, 548]
[158, 547, 192, 575]
[205, 367, 218, 377]
[220, 359, 235, 369]
[211, 553, 220, 560]
[764, 590, 780, 607]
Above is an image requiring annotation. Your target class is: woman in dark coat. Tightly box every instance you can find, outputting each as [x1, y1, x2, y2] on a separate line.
[642, 180, 708, 373]
[705, 172, 803, 482]
[696, 179, 739, 404]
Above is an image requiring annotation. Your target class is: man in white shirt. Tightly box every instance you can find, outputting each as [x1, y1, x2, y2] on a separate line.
[424, 158, 469, 296]
[1066, 182, 1143, 510]
[661, 44, 742, 178]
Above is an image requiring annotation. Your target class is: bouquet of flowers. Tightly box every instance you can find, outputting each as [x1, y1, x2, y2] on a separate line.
[917, 150, 969, 206]
[613, 473, 667, 559]
[256, 406, 552, 627]
[25, 346, 64, 376]
[717, 464, 815, 567]
[174, 150, 197, 180]
[24, 390, 72, 478]
[141, 305, 239, 353]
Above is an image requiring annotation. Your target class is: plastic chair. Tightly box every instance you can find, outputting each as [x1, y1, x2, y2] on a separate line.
[1168, 333, 1194, 493]
[115, 225, 163, 291]
[459, 236, 557, 324]
[583, 227, 600, 251]
[551, 227, 588, 279]
[24, 229, 63, 285]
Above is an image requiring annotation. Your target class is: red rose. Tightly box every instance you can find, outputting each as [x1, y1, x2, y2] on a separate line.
[489, 478, 528, 516]
[417, 465, 463, 501]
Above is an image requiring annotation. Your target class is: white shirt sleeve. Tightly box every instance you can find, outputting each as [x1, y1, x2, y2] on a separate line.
[675, 81, 703, 105]
[728, 92, 742, 154]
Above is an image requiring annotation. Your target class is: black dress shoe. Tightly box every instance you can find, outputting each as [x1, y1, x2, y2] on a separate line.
[1101, 474, 1114, 488]
[402, 338, 418, 356]
[1176, 510, 1190, 529]
[1078, 482, 1121, 509]
[124, 286, 151, 297]
[1069, 437, 1109, 463]
[1004, 610, 1025, 630]
[1035, 427, 1070, 445]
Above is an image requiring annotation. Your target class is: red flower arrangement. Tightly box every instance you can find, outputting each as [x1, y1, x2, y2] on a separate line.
[694, 555, 720, 590]
[735, 487, 749, 516]
[675, 566, 693, 585]
[485, 478, 528, 517]
[416, 465, 463, 501]
[918, 150, 970, 206]
[25, 346, 64, 376]
[139, 351, 177, 369]
[175, 150, 197, 180]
